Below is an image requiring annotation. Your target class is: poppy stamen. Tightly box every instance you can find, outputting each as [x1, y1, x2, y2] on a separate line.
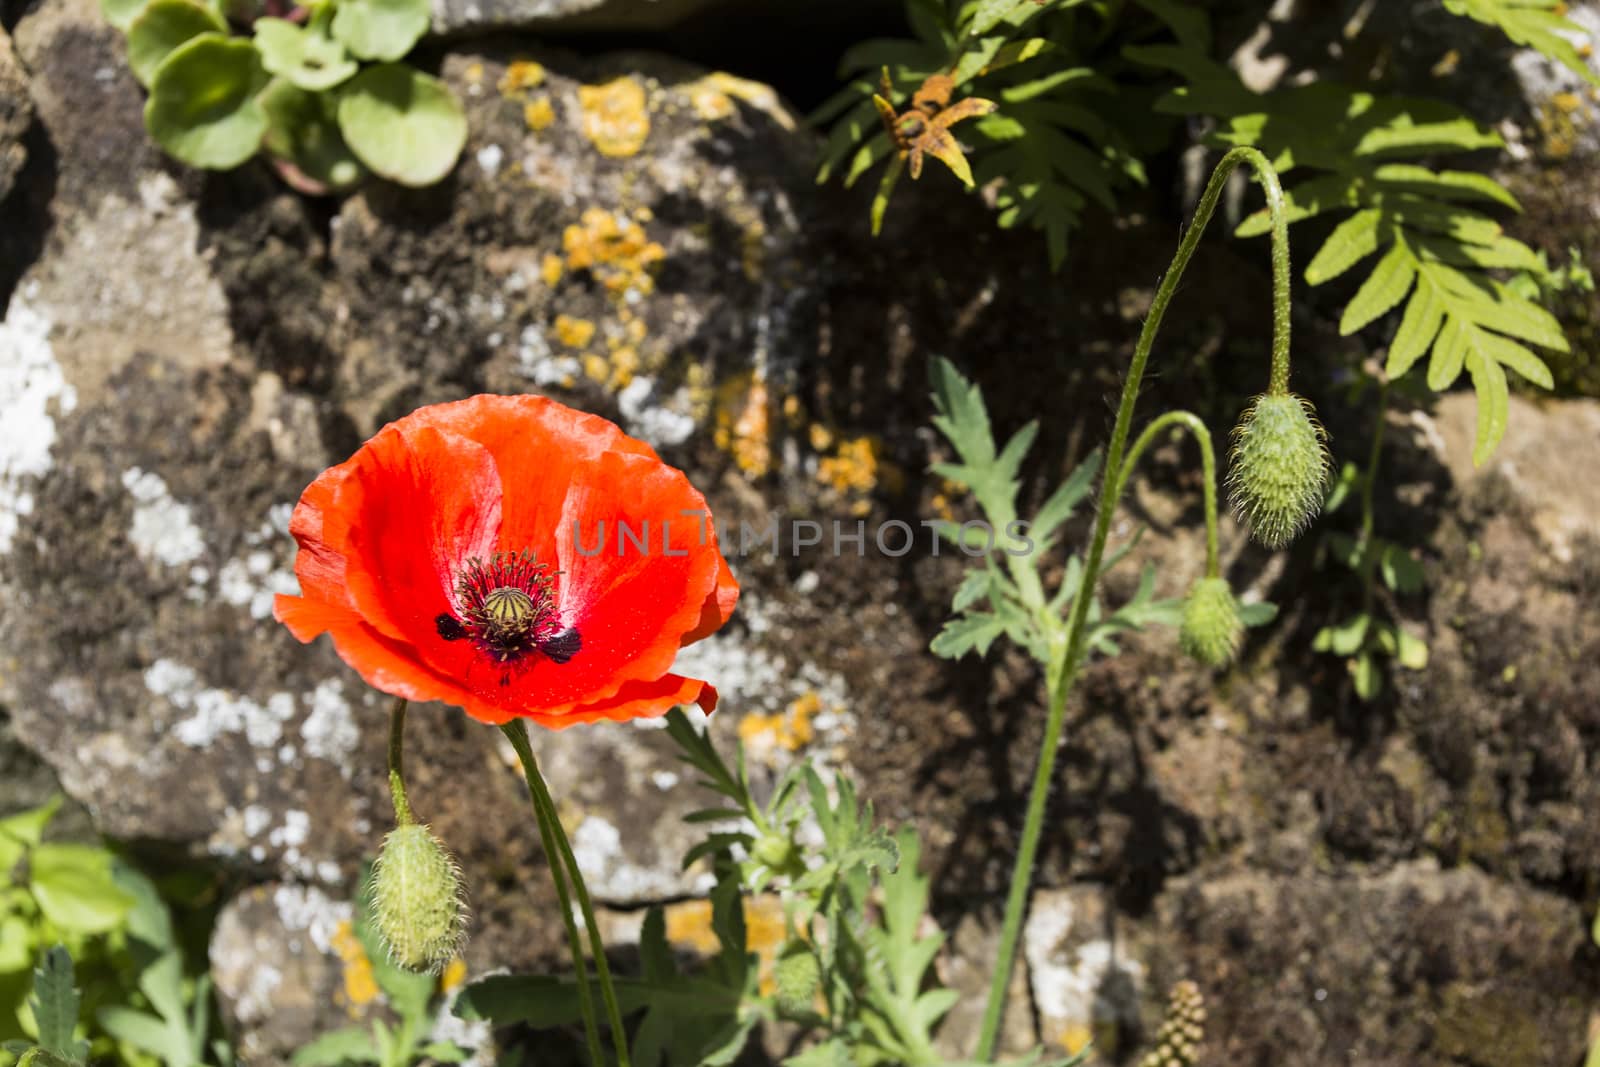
[450, 549, 576, 667]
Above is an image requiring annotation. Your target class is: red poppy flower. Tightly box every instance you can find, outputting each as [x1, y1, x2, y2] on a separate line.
[273, 394, 739, 729]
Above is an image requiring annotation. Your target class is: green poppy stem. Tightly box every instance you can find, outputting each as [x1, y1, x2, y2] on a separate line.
[973, 145, 1289, 1060]
[500, 720, 631, 1067]
[387, 697, 412, 826]
[1114, 410, 1221, 578]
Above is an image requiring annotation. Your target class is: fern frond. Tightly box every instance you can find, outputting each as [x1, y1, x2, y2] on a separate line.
[1442, 0, 1600, 88]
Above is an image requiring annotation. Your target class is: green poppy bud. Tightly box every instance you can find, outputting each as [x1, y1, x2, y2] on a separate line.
[1226, 393, 1329, 550]
[752, 830, 803, 878]
[1178, 577, 1244, 669]
[773, 942, 821, 1016]
[369, 823, 467, 973]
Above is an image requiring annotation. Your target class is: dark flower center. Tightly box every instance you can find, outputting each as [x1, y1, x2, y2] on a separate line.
[436, 550, 581, 668]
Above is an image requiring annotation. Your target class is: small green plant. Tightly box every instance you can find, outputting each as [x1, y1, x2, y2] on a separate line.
[0, 797, 234, 1067]
[456, 708, 1089, 1067]
[101, 0, 465, 191]
[1309, 377, 1429, 701]
[289, 874, 469, 1067]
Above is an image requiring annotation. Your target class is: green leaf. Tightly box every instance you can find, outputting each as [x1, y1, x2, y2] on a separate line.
[126, 0, 225, 87]
[254, 18, 358, 92]
[96, 1008, 187, 1065]
[145, 34, 271, 169]
[1314, 613, 1370, 656]
[329, 0, 429, 62]
[291, 1026, 379, 1066]
[0, 917, 36, 973]
[18, 1050, 82, 1067]
[28, 844, 135, 934]
[0, 796, 61, 850]
[261, 79, 367, 193]
[1305, 208, 1382, 285]
[930, 613, 1007, 659]
[1395, 627, 1429, 670]
[1379, 544, 1425, 594]
[1032, 450, 1101, 545]
[101, 0, 151, 31]
[1442, 0, 1600, 88]
[30, 947, 87, 1063]
[336, 64, 468, 187]
[871, 155, 904, 236]
[1341, 242, 1417, 334]
[1238, 600, 1278, 628]
[1352, 651, 1383, 700]
[1387, 274, 1444, 378]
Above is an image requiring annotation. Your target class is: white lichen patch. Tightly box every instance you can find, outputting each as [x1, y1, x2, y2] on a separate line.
[617, 376, 696, 447]
[1023, 891, 1145, 1050]
[516, 324, 581, 387]
[122, 467, 206, 567]
[198, 505, 299, 616]
[0, 295, 77, 554]
[571, 815, 689, 900]
[272, 883, 352, 956]
[146, 658, 297, 749]
[300, 679, 360, 767]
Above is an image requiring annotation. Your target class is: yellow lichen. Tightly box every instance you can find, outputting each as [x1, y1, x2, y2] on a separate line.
[439, 957, 468, 993]
[331, 919, 379, 1012]
[541, 253, 564, 288]
[500, 60, 545, 96]
[465, 62, 485, 85]
[1057, 1023, 1094, 1057]
[578, 77, 652, 158]
[818, 435, 901, 515]
[583, 353, 610, 384]
[524, 97, 556, 132]
[554, 314, 596, 349]
[562, 208, 666, 296]
[683, 72, 797, 131]
[738, 692, 822, 755]
[1554, 90, 1585, 114]
[665, 895, 788, 995]
[713, 372, 773, 478]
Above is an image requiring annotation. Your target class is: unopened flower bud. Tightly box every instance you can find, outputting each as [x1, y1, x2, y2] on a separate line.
[1178, 577, 1243, 669]
[1226, 393, 1329, 549]
[773, 942, 821, 1016]
[369, 823, 467, 973]
[752, 830, 803, 878]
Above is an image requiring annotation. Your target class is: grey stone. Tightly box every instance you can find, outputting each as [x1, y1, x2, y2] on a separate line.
[0, 25, 30, 204]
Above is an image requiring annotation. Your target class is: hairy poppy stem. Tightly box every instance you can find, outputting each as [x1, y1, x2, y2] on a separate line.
[387, 697, 413, 826]
[501, 720, 632, 1067]
[1114, 410, 1221, 578]
[974, 146, 1289, 1059]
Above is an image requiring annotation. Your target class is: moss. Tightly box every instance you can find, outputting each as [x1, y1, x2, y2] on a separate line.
[1433, 986, 1543, 1066]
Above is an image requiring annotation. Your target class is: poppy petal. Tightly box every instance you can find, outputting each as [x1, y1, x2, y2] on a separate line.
[501, 673, 716, 730]
[273, 594, 477, 708]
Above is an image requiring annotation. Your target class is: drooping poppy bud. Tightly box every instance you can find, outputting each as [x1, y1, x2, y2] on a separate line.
[1226, 393, 1329, 550]
[773, 942, 821, 1016]
[1178, 577, 1244, 669]
[370, 823, 467, 973]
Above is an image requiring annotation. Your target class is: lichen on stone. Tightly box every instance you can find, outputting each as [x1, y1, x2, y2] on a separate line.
[577, 76, 651, 158]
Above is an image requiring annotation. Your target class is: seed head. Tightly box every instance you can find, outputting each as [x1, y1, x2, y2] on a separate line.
[369, 823, 468, 973]
[1178, 577, 1244, 669]
[1226, 393, 1329, 550]
[1139, 980, 1206, 1067]
[773, 942, 822, 1016]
